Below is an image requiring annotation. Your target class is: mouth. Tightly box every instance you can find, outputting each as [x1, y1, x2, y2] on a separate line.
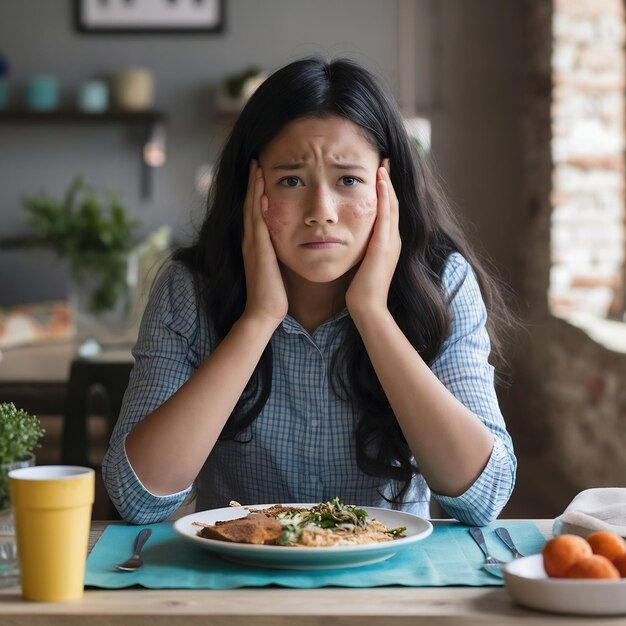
[300, 237, 345, 250]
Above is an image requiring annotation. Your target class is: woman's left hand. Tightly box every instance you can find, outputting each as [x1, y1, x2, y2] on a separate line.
[345, 160, 401, 318]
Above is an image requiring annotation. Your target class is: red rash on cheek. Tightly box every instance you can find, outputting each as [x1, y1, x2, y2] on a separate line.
[264, 200, 292, 235]
[350, 196, 377, 219]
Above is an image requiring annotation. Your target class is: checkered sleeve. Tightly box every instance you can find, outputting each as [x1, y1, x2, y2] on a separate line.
[101, 262, 199, 524]
[428, 253, 517, 525]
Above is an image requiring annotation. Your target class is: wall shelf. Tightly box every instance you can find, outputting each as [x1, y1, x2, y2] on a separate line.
[0, 109, 168, 199]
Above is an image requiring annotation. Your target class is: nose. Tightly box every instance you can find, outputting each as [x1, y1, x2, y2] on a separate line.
[304, 184, 339, 226]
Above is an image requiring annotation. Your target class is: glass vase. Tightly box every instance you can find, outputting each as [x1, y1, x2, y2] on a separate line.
[0, 452, 35, 588]
[68, 251, 139, 355]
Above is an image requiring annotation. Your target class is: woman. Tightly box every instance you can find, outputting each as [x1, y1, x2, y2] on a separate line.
[102, 57, 516, 525]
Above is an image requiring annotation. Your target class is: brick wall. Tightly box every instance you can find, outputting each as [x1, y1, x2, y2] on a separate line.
[547, 315, 626, 486]
[515, 0, 626, 500]
[550, 0, 625, 317]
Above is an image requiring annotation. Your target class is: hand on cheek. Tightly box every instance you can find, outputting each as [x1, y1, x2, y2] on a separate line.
[241, 161, 289, 326]
[345, 160, 401, 317]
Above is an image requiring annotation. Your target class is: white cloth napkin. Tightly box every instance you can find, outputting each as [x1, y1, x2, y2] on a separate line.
[553, 488, 626, 537]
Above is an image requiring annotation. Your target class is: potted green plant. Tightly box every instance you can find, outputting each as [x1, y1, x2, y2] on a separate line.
[0, 402, 44, 584]
[22, 176, 141, 350]
[0, 402, 44, 511]
[216, 66, 267, 114]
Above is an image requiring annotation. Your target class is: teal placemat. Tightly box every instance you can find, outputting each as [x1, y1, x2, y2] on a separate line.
[85, 520, 546, 589]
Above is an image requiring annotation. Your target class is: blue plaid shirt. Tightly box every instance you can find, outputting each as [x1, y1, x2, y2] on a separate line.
[102, 252, 516, 525]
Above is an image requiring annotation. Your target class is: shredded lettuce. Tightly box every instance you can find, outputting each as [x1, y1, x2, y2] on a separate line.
[274, 497, 395, 545]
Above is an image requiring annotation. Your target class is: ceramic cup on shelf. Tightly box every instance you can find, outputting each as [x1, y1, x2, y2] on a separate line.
[9, 465, 95, 601]
[77, 80, 109, 113]
[113, 68, 154, 111]
[24, 75, 59, 111]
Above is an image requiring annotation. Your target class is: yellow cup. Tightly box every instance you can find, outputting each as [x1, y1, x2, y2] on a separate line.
[9, 466, 95, 602]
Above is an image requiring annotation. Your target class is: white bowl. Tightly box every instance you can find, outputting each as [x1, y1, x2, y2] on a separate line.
[503, 554, 626, 616]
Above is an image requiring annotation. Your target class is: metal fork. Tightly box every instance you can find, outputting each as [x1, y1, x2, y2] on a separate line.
[468, 527, 505, 577]
[494, 527, 525, 559]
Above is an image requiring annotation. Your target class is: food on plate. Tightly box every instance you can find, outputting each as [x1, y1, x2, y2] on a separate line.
[193, 497, 407, 547]
[542, 534, 593, 577]
[542, 531, 626, 579]
[565, 555, 620, 580]
[585, 530, 626, 563]
[196, 513, 283, 545]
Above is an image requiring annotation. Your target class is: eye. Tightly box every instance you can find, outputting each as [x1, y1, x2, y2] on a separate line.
[279, 176, 303, 187]
[338, 176, 361, 187]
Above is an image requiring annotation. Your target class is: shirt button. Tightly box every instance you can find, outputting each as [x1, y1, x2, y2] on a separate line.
[311, 420, 319, 428]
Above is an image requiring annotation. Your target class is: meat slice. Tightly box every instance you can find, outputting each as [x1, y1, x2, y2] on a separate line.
[197, 513, 283, 545]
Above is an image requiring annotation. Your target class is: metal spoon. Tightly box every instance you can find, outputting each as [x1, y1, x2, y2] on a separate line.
[115, 528, 152, 572]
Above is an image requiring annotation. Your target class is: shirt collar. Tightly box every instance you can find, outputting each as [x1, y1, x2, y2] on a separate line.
[280, 308, 350, 335]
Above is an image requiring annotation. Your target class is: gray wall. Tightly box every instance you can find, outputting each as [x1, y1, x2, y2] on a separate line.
[0, 0, 524, 305]
[435, 1, 525, 288]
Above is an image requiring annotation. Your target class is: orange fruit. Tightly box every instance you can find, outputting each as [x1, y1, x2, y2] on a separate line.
[613, 552, 626, 578]
[586, 531, 626, 562]
[565, 555, 620, 579]
[542, 534, 593, 577]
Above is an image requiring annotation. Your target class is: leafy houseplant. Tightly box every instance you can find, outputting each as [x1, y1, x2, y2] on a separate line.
[222, 66, 263, 99]
[0, 403, 44, 511]
[216, 66, 267, 114]
[22, 176, 140, 315]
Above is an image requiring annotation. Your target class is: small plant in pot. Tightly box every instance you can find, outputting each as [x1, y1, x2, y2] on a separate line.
[22, 176, 141, 351]
[0, 403, 44, 512]
[0, 403, 44, 583]
[216, 66, 267, 114]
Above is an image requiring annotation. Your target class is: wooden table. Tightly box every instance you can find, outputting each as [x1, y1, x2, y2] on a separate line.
[0, 519, 613, 625]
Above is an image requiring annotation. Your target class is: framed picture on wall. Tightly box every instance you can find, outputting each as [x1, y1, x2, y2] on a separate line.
[74, 0, 225, 34]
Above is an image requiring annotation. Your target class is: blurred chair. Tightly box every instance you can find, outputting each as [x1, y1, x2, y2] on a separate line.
[62, 357, 133, 518]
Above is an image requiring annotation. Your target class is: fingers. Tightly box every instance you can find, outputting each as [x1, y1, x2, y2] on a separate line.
[371, 164, 400, 257]
[377, 163, 399, 230]
[243, 160, 265, 243]
[243, 160, 258, 238]
[250, 170, 267, 240]
[375, 171, 390, 240]
[244, 162, 275, 257]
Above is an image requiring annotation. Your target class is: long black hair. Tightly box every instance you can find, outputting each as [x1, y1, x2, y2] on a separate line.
[175, 57, 512, 504]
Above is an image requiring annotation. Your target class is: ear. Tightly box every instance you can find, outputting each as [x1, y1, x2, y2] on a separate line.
[381, 158, 391, 175]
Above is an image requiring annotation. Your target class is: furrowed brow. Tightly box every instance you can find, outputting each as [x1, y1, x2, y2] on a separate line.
[270, 162, 368, 171]
[270, 163, 306, 171]
[331, 163, 367, 171]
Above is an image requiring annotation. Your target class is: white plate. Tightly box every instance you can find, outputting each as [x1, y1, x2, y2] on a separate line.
[173, 503, 433, 570]
[503, 554, 626, 616]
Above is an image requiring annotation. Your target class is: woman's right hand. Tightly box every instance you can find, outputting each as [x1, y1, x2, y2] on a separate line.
[241, 161, 289, 327]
